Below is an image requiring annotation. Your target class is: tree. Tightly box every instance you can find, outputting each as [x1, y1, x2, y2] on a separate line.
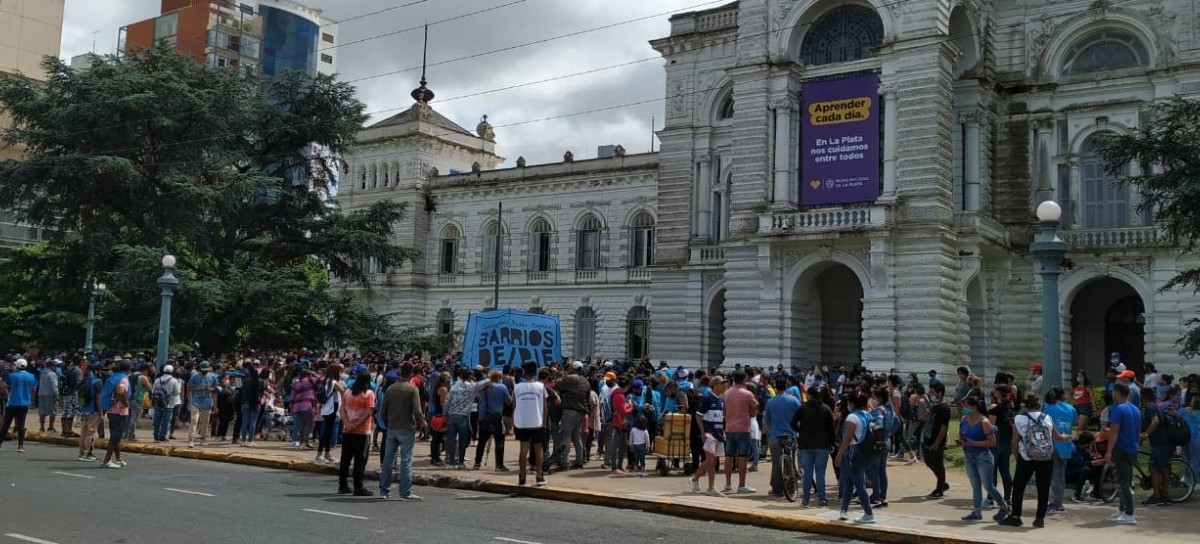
[1098, 97, 1200, 357]
[0, 47, 417, 352]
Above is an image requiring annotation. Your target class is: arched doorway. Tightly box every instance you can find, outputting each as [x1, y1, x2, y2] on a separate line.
[791, 263, 864, 366]
[1069, 277, 1145, 381]
[705, 289, 726, 369]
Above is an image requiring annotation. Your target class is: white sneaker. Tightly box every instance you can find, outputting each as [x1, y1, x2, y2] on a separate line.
[839, 510, 849, 521]
[314, 455, 324, 463]
[1108, 511, 1124, 521]
[105, 462, 122, 469]
[721, 485, 733, 493]
[690, 480, 701, 494]
[1113, 514, 1137, 525]
[116, 460, 127, 467]
[292, 441, 300, 447]
[737, 485, 756, 494]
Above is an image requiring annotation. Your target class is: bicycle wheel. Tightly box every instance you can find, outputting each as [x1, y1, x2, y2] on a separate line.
[1098, 463, 1120, 503]
[1166, 457, 1195, 503]
[782, 451, 798, 502]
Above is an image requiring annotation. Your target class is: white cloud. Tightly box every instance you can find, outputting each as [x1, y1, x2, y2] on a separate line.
[62, 0, 714, 165]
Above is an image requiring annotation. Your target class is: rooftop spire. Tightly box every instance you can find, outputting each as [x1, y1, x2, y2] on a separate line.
[410, 24, 435, 104]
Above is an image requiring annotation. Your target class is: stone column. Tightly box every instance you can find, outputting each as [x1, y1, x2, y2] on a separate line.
[880, 82, 899, 200]
[960, 111, 981, 211]
[770, 97, 797, 209]
[1034, 120, 1054, 204]
[696, 154, 712, 240]
[1067, 159, 1081, 228]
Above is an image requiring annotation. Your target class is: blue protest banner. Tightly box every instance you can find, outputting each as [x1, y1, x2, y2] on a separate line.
[460, 309, 562, 369]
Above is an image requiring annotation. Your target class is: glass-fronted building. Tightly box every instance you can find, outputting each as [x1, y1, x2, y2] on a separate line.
[259, 4, 319, 77]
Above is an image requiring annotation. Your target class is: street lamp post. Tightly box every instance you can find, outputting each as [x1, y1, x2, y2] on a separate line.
[156, 255, 179, 370]
[84, 281, 106, 353]
[1031, 201, 1069, 391]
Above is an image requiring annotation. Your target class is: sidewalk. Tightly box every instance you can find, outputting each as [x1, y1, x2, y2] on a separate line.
[17, 419, 1197, 544]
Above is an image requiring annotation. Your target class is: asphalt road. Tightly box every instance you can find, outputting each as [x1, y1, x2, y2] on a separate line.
[0, 443, 865, 544]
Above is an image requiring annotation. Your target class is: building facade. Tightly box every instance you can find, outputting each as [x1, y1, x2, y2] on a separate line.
[120, 0, 337, 76]
[343, 0, 1200, 382]
[0, 0, 65, 254]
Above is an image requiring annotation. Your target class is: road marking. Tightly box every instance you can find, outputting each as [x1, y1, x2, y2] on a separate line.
[164, 487, 214, 497]
[5, 534, 60, 544]
[50, 471, 95, 480]
[494, 538, 543, 544]
[301, 509, 368, 520]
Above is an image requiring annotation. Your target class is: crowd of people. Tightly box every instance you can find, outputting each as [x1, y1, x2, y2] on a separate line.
[2, 348, 1199, 528]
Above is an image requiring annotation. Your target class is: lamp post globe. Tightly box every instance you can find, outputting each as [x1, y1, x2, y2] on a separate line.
[1030, 201, 1069, 390]
[156, 255, 180, 369]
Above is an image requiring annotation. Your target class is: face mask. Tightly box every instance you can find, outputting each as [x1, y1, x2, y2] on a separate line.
[962, 407, 974, 417]
[929, 394, 940, 403]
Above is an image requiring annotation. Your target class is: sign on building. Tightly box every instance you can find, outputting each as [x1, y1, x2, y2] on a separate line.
[800, 73, 881, 206]
[461, 309, 562, 369]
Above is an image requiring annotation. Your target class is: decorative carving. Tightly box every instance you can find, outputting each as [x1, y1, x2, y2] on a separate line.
[1123, 259, 1151, 278]
[1143, 4, 1179, 62]
[516, 156, 526, 168]
[1095, 261, 1112, 277]
[773, 0, 795, 30]
[563, 150, 574, 163]
[769, 96, 799, 112]
[782, 250, 802, 270]
[1026, 14, 1060, 77]
[878, 81, 898, 99]
[668, 75, 692, 118]
[614, 145, 626, 157]
[958, 111, 981, 125]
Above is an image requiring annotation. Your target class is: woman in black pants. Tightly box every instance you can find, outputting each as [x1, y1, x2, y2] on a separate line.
[1000, 393, 1069, 528]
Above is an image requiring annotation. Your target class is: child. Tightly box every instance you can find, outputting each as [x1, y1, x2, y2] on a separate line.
[630, 415, 650, 476]
[1071, 431, 1106, 503]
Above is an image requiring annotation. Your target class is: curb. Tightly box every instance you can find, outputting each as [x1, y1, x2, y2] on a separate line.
[21, 432, 992, 544]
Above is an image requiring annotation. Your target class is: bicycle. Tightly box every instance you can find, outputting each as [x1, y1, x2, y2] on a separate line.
[778, 436, 799, 502]
[1097, 449, 1195, 504]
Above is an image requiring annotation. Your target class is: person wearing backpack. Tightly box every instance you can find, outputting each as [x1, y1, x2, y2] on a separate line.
[867, 388, 893, 508]
[151, 365, 179, 443]
[999, 393, 1071, 528]
[1140, 387, 1181, 506]
[833, 392, 877, 525]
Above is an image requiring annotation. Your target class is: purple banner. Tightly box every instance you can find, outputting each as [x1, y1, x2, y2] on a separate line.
[800, 74, 880, 206]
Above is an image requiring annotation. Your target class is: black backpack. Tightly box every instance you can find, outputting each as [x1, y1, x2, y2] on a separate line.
[315, 378, 331, 406]
[855, 411, 887, 457]
[1161, 409, 1192, 446]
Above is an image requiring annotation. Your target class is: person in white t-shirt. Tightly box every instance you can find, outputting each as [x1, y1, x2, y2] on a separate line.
[513, 363, 549, 487]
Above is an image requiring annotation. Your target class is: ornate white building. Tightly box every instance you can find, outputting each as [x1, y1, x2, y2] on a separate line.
[340, 0, 1200, 382]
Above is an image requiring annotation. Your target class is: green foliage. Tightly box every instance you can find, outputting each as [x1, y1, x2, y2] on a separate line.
[1097, 97, 1200, 357]
[0, 47, 418, 353]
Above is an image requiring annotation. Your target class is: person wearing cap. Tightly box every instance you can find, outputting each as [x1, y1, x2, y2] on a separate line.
[1115, 370, 1140, 408]
[597, 371, 618, 463]
[0, 359, 36, 452]
[1110, 352, 1126, 373]
[151, 365, 179, 443]
[187, 361, 218, 448]
[1028, 363, 1045, 399]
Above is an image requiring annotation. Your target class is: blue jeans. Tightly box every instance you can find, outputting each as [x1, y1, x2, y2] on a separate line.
[445, 414, 471, 465]
[152, 407, 171, 441]
[800, 448, 828, 502]
[839, 450, 874, 516]
[964, 450, 1007, 512]
[380, 429, 417, 497]
[239, 404, 260, 443]
[1187, 442, 1200, 481]
[869, 440, 889, 501]
[632, 443, 647, 470]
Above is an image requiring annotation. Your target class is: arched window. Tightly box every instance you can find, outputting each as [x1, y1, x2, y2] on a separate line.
[359, 167, 367, 190]
[574, 307, 597, 358]
[529, 218, 553, 272]
[630, 212, 655, 268]
[1079, 134, 1130, 229]
[1062, 29, 1149, 76]
[576, 215, 602, 269]
[800, 5, 885, 66]
[436, 308, 455, 335]
[717, 94, 734, 120]
[627, 306, 650, 360]
[482, 221, 505, 274]
[439, 226, 460, 274]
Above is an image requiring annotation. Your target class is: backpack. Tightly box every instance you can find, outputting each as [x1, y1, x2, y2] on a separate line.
[855, 411, 888, 457]
[916, 396, 931, 422]
[62, 367, 80, 395]
[151, 376, 170, 410]
[315, 378, 331, 406]
[1161, 410, 1192, 447]
[900, 391, 913, 421]
[1021, 413, 1054, 461]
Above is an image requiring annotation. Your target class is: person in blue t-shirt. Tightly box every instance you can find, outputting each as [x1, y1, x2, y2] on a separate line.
[1105, 383, 1142, 524]
[76, 368, 103, 461]
[1, 359, 37, 452]
[1042, 386, 1077, 512]
[473, 371, 511, 470]
[187, 362, 219, 447]
[689, 377, 728, 495]
[763, 376, 801, 498]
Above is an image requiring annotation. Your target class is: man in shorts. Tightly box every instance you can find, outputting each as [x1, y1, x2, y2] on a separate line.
[513, 362, 549, 487]
[722, 370, 760, 494]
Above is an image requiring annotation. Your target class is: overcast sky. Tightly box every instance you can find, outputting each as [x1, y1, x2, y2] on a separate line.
[61, 0, 719, 166]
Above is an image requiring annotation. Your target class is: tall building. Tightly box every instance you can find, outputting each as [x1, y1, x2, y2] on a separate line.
[0, 0, 65, 254]
[341, 0, 1200, 382]
[119, 0, 337, 77]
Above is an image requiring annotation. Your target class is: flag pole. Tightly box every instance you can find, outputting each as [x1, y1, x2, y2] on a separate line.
[493, 201, 502, 310]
